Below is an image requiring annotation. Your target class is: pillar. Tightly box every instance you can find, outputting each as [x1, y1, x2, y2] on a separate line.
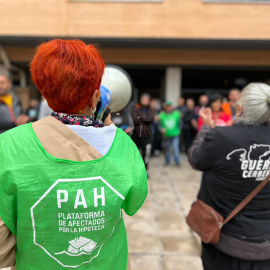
[165, 67, 182, 106]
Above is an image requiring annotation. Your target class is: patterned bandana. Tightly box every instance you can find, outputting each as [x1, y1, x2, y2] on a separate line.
[51, 112, 104, 127]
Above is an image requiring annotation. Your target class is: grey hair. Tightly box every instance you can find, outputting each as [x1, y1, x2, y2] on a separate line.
[236, 83, 270, 125]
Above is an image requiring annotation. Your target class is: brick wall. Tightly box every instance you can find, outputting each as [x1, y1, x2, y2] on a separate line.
[0, 0, 270, 39]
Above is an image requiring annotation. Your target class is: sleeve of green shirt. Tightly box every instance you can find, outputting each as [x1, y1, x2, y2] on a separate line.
[122, 141, 148, 216]
[0, 135, 17, 235]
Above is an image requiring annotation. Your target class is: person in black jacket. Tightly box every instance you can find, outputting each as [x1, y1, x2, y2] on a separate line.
[111, 101, 135, 136]
[182, 98, 197, 153]
[188, 83, 270, 270]
[131, 94, 155, 171]
[0, 74, 29, 134]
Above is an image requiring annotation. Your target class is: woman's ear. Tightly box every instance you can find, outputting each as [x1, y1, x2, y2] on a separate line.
[91, 89, 101, 108]
[94, 89, 101, 105]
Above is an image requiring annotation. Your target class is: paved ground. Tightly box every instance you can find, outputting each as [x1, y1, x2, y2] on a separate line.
[125, 155, 203, 270]
[4, 155, 203, 270]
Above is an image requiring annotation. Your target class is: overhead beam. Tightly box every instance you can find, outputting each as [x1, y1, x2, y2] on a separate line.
[2, 46, 270, 67]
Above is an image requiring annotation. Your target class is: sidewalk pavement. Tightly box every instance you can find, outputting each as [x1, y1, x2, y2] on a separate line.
[3, 155, 203, 270]
[125, 154, 203, 270]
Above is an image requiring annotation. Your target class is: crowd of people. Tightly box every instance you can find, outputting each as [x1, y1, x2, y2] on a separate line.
[2, 39, 270, 270]
[0, 70, 242, 172]
[129, 89, 241, 172]
[0, 68, 243, 173]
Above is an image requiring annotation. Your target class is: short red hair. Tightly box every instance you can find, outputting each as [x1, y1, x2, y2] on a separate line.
[30, 39, 105, 114]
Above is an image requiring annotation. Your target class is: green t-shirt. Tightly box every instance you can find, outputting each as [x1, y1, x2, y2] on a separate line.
[0, 123, 147, 270]
[159, 111, 181, 137]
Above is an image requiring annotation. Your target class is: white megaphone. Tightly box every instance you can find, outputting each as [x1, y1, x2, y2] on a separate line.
[97, 66, 133, 117]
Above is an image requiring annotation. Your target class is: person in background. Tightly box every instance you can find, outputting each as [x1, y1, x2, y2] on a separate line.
[0, 74, 29, 134]
[197, 93, 230, 131]
[195, 94, 209, 116]
[160, 100, 167, 113]
[26, 98, 40, 122]
[188, 83, 270, 270]
[177, 97, 188, 115]
[177, 97, 188, 152]
[159, 101, 181, 166]
[182, 98, 197, 153]
[150, 98, 162, 156]
[131, 94, 155, 172]
[222, 88, 241, 120]
[38, 96, 53, 119]
[111, 100, 135, 135]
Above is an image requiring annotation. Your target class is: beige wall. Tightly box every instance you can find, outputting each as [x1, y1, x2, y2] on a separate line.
[1, 0, 270, 39]
[2, 46, 270, 66]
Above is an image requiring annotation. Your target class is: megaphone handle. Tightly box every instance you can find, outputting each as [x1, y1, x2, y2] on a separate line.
[101, 107, 111, 122]
[94, 99, 102, 120]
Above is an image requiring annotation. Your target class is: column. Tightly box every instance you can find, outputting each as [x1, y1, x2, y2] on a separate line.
[165, 67, 182, 106]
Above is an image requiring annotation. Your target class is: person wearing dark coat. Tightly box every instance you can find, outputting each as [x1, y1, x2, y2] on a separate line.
[182, 98, 197, 153]
[188, 83, 270, 270]
[131, 94, 155, 171]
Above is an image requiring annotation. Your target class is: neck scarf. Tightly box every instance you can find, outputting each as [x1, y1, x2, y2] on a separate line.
[0, 95, 13, 107]
[51, 112, 104, 127]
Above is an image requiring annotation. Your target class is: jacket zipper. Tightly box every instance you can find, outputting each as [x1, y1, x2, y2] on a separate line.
[140, 125, 142, 137]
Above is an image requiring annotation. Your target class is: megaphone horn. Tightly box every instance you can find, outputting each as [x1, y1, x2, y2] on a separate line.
[98, 65, 133, 115]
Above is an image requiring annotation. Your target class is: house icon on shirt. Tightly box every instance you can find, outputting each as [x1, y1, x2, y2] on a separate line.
[68, 237, 97, 254]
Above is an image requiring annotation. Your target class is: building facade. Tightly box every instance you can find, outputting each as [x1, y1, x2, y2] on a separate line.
[1, 0, 270, 106]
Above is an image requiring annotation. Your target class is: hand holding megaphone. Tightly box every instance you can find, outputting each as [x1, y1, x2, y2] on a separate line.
[103, 110, 115, 126]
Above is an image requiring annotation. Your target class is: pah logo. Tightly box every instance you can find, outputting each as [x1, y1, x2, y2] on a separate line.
[227, 144, 270, 181]
[31, 177, 124, 268]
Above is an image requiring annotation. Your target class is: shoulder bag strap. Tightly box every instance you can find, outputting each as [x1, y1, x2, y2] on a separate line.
[223, 173, 270, 227]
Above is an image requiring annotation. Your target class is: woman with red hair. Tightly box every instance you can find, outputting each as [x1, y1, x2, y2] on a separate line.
[0, 39, 147, 270]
